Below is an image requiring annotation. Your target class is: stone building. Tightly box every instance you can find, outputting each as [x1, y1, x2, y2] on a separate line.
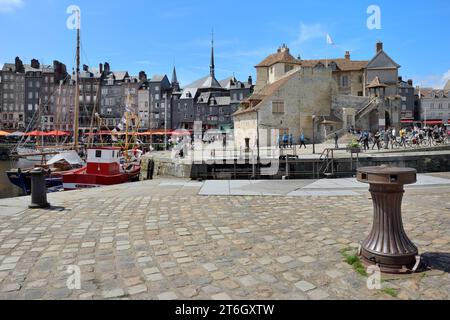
[397, 77, 415, 120]
[172, 41, 253, 131]
[138, 78, 150, 130]
[1, 58, 25, 130]
[1, 58, 68, 131]
[419, 89, 450, 125]
[53, 77, 76, 131]
[78, 65, 102, 130]
[234, 41, 412, 146]
[148, 73, 173, 130]
[233, 67, 336, 149]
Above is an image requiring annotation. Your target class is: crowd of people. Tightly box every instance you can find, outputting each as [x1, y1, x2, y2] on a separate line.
[354, 125, 450, 151]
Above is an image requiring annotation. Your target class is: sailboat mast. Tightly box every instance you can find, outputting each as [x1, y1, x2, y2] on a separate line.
[73, 11, 80, 151]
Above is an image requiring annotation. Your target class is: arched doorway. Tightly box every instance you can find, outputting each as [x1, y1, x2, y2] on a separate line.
[369, 109, 379, 133]
[385, 111, 391, 128]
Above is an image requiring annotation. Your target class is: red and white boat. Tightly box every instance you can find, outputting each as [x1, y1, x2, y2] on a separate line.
[62, 147, 141, 190]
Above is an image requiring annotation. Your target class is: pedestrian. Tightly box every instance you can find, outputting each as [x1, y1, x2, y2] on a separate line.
[299, 131, 307, 149]
[372, 131, 381, 150]
[400, 128, 406, 147]
[334, 133, 339, 149]
[289, 134, 294, 149]
[384, 129, 390, 149]
[282, 133, 288, 149]
[363, 131, 370, 151]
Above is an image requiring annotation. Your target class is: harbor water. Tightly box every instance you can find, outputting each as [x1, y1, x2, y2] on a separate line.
[0, 160, 31, 199]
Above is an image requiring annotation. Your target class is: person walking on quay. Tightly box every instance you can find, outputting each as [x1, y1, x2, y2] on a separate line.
[384, 128, 390, 149]
[334, 133, 339, 149]
[400, 128, 407, 147]
[372, 131, 381, 150]
[282, 133, 289, 149]
[362, 131, 370, 151]
[289, 134, 294, 149]
[299, 131, 307, 149]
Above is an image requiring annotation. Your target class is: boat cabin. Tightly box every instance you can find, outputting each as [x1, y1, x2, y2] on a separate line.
[86, 147, 122, 175]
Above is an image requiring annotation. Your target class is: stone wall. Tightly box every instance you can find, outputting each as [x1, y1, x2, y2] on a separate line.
[140, 155, 193, 180]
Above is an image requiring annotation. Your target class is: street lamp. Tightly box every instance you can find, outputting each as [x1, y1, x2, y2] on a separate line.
[312, 115, 316, 154]
[164, 93, 168, 151]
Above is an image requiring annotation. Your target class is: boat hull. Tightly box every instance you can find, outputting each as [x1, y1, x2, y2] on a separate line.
[6, 170, 67, 195]
[62, 166, 140, 191]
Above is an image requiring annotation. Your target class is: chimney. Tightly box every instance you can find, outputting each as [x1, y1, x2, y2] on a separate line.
[104, 62, 110, 74]
[376, 41, 383, 53]
[99, 63, 103, 74]
[248, 76, 253, 86]
[345, 51, 350, 60]
[31, 59, 40, 69]
[15, 57, 24, 73]
[139, 71, 147, 81]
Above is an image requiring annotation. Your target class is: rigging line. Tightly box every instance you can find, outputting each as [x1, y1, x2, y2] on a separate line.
[16, 72, 72, 150]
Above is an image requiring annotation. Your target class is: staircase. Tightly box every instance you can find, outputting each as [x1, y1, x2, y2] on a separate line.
[316, 147, 360, 179]
[356, 97, 379, 120]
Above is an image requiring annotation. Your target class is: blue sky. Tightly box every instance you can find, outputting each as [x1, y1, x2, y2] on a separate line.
[0, 0, 449, 88]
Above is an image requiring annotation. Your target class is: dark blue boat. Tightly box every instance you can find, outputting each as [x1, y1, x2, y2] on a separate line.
[6, 168, 64, 195]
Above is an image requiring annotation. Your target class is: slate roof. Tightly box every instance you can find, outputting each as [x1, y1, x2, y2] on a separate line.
[200, 75, 222, 89]
[150, 74, 167, 82]
[180, 88, 198, 99]
[113, 71, 129, 81]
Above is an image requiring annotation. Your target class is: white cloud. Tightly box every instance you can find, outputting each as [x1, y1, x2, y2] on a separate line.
[293, 23, 327, 44]
[414, 69, 450, 89]
[0, 0, 24, 13]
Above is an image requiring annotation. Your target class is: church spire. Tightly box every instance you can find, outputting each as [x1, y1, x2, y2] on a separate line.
[210, 30, 215, 77]
[171, 65, 178, 85]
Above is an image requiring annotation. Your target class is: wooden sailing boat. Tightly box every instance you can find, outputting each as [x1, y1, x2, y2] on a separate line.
[62, 24, 141, 191]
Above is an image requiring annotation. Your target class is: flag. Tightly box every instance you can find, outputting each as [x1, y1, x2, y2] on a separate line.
[326, 34, 335, 45]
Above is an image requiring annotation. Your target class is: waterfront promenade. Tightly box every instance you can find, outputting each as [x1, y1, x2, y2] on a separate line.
[0, 174, 449, 300]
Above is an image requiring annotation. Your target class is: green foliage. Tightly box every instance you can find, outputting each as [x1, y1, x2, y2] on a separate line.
[381, 288, 398, 298]
[347, 139, 360, 149]
[340, 248, 367, 277]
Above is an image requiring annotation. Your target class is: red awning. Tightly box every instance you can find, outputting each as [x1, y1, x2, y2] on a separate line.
[400, 120, 414, 124]
[170, 130, 192, 136]
[46, 130, 70, 136]
[423, 120, 443, 125]
[25, 131, 47, 137]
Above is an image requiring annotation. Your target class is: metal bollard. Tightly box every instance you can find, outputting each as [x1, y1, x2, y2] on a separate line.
[29, 168, 50, 209]
[357, 165, 418, 274]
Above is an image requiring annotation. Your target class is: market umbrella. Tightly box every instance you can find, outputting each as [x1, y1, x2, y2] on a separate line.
[8, 131, 25, 137]
[170, 130, 192, 136]
[46, 130, 70, 136]
[25, 131, 47, 137]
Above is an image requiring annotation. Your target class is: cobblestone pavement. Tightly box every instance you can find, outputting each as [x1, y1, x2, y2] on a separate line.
[0, 179, 449, 300]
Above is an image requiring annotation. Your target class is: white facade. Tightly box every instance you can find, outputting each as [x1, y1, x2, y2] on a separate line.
[420, 90, 450, 123]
